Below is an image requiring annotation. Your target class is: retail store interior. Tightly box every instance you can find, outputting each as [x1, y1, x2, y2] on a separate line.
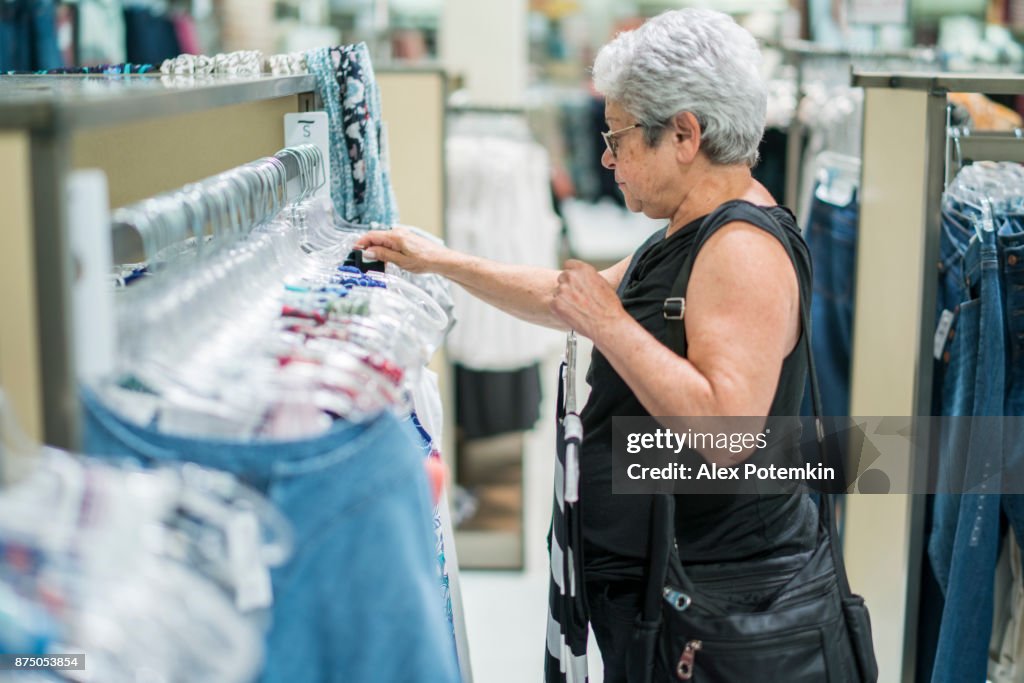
[1, 0, 1024, 681]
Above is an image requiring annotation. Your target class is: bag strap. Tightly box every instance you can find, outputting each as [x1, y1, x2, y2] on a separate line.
[641, 201, 854, 625]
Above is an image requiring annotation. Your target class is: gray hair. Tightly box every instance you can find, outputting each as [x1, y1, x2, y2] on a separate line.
[592, 9, 766, 167]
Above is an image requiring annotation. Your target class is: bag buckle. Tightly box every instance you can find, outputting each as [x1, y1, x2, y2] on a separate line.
[676, 639, 702, 680]
[662, 586, 691, 611]
[663, 297, 686, 320]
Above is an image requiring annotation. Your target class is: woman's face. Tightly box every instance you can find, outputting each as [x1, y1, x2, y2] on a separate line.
[601, 100, 682, 220]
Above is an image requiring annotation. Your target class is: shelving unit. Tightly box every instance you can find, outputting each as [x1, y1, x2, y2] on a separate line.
[0, 66, 449, 453]
[847, 69, 1024, 683]
[0, 65, 469, 682]
[0, 74, 318, 450]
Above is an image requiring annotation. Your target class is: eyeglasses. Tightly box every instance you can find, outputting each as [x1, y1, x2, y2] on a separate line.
[601, 123, 643, 159]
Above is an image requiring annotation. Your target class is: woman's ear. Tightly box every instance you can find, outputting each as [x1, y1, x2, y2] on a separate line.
[671, 111, 702, 163]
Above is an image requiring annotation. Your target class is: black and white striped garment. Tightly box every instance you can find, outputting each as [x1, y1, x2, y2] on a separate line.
[545, 335, 589, 683]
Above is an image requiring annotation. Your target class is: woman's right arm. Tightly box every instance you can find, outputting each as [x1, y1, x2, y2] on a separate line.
[353, 228, 631, 330]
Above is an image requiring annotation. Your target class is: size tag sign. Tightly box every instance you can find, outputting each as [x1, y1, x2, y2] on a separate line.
[933, 309, 955, 360]
[284, 112, 331, 200]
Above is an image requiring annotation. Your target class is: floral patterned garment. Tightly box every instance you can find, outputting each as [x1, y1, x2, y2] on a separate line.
[305, 43, 398, 226]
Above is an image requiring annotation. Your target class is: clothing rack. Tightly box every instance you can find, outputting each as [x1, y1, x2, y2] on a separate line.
[946, 126, 1024, 187]
[845, 69, 1024, 683]
[110, 145, 324, 264]
[0, 67, 473, 683]
[0, 74, 321, 451]
[447, 104, 527, 115]
[764, 38, 939, 62]
[766, 41, 941, 210]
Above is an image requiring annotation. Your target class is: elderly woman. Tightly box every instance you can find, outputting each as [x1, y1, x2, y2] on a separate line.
[355, 8, 825, 681]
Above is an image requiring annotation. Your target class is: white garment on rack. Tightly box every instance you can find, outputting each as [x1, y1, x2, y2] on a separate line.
[389, 225, 457, 335]
[410, 367, 444, 449]
[990, 533, 1024, 683]
[78, 0, 127, 65]
[445, 134, 562, 370]
[561, 197, 662, 264]
[765, 76, 798, 130]
[407, 366, 473, 683]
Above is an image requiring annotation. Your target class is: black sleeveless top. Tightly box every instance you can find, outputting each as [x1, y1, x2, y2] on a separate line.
[579, 200, 818, 583]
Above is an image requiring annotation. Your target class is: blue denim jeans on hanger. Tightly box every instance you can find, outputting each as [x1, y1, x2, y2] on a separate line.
[80, 388, 461, 683]
[928, 202, 978, 598]
[0, 0, 61, 71]
[801, 187, 859, 417]
[29, 0, 60, 69]
[930, 225, 1006, 683]
[934, 201, 978, 418]
[0, 3, 31, 72]
[998, 218, 1024, 557]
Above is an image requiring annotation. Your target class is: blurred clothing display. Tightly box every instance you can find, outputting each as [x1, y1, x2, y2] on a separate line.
[0, 449, 269, 683]
[216, 0, 275, 54]
[949, 92, 1023, 130]
[455, 364, 542, 439]
[799, 153, 861, 418]
[124, 4, 181, 65]
[0, 0, 62, 72]
[172, 10, 202, 55]
[928, 161, 1024, 683]
[989, 533, 1024, 682]
[78, 0, 125, 65]
[796, 85, 863, 227]
[445, 114, 562, 370]
[752, 127, 789, 204]
[82, 387, 461, 683]
[560, 197, 662, 265]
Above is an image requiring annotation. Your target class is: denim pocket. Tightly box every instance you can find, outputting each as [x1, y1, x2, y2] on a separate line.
[950, 298, 981, 416]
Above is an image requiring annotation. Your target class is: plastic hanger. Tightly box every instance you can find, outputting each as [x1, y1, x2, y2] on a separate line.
[105, 142, 455, 439]
[813, 151, 860, 207]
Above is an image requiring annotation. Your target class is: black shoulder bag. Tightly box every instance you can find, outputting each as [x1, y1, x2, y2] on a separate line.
[626, 204, 879, 682]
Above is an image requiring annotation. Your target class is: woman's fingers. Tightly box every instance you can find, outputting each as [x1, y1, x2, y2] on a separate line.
[354, 230, 404, 253]
[352, 227, 447, 274]
[362, 245, 405, 266]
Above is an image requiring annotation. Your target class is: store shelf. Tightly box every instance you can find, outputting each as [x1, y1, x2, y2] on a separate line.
[852, 69, 1024, 94]
[0, 74, 317, 131]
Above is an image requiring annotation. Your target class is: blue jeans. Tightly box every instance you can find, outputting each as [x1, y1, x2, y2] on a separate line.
[928, 203, 977, 597]
[0, 0, 61, 71]
[998, 218, 1024, 557]
[801, 188, 859, 417]
[80, 389, 461, 683]
[934, 202, 979, 418]
[929, 224, 1007, 683]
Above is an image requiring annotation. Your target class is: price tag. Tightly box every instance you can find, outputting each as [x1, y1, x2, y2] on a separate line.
[933, 309, 955, 360]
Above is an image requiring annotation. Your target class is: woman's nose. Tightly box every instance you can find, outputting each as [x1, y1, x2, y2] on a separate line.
[601, 147, 615, 170]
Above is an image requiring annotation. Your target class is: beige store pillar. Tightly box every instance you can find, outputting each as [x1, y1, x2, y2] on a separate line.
[847, 86, 943, 683]
[440, 0, 528, 105]
[0, 132, 44, 451]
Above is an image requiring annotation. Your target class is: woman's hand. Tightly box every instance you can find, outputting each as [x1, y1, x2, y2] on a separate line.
[550, 260, 629, 342]
[352, 228, 453, 274]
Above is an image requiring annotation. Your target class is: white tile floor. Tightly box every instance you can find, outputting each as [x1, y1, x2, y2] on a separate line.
[458, 343, 606, 683]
